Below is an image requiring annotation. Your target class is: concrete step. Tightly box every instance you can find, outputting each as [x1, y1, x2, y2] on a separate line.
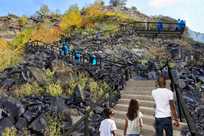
[121, 90, 153, 95]
[127, 80, 156, 85]
[114, 119, 181, 136]
[122, 94, 154, 101]
[115, 128, 181, 136]
[118, 99, 154, 107]
[123, 86, 155, 91]
[114, 104, 154, 115]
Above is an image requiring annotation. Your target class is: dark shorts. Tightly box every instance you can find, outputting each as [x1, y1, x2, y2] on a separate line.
[127, 134, 140, 136]
[155, 117, 173, 136]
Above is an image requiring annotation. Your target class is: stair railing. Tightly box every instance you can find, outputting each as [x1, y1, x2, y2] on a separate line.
[167, 62, 198, 136]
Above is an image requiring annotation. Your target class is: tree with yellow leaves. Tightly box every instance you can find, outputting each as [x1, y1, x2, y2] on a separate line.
[83, 2, 103, 17]
[30, 24, 62, 44]
[59, 5, 82, 32]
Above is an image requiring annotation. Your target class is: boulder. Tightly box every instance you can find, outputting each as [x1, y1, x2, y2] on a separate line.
[29, 115, 47, 133]
[15, 117, 28, 130]
[28, 67, 47, 85]
[23, 111, 34, 122]
[0, 117, 14, 130]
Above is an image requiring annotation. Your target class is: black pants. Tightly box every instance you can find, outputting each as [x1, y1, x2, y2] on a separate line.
[155, 117, 173, 136]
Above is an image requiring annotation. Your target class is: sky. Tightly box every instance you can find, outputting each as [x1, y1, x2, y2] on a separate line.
[0, 0, 203, 33]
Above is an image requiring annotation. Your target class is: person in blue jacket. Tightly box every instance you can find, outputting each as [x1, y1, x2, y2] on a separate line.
[176, 19, 186, 32]
[157, 20, 163, 32]
[90, 54, 97, 65]
[180, 20, 186, 32]
[62, 43, 69, 56]
[176, 19, 181, 31]
[75, 51, 81, 64]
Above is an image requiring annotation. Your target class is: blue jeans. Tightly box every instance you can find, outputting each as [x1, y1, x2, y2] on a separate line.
[155, 117, 173, 136]
[127, 134, 140, 136]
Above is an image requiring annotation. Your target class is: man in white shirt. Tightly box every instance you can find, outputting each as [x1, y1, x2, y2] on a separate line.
[152, 75, 179, 136]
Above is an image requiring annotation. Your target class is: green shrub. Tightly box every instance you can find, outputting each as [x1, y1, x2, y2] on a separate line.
[2, 127, 17, 136]
[0, 48, 22, 71]
[87, 81, 110, 100]
[45, 115, 61, 136]
[14, 82, 44, 97]
[47, 83, 63, 96]
[22, 128, 30, 136]
[89, 81, 98, 93]
[10, 28, 33, 49]
[45, 69, 55, 82]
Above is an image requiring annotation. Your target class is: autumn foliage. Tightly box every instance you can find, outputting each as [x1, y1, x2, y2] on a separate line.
[59, 6, 82, 32]
[31, 24, 62, 43]
[0, 38, 8, 49]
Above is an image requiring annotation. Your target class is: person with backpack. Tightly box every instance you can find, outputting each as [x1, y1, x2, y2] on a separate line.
[74, 51, 81, 64]
[157, 20, 163, 32]
[124, 99, 143, 136]
[180, 20, 186, 32]
[99, 108, 117, 136]
[90, 54, 97, 65]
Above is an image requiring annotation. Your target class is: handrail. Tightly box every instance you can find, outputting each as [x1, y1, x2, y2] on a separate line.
[167, 62, 198, 136]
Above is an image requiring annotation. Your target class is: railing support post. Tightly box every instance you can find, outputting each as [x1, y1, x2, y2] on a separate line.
[125, 68, 129, 81]
[84, 109, 89, 136]
[174, 85, 183, 122]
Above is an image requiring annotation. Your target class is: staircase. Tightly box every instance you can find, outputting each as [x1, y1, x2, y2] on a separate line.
[113, 79, 183, 136]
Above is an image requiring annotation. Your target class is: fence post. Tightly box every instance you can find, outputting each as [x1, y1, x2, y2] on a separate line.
[100, 58, 102, 70]
[125, 67, 129, 81]
[147, 22, 150, 31]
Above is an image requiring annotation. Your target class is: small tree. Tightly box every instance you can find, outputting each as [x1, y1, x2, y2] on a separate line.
[131, 6, 137, 11]
[36, 4, 50, 19]
[95, 0, 105, 6]
[110, 0, 127, 7]
[18, 16, 28, 27]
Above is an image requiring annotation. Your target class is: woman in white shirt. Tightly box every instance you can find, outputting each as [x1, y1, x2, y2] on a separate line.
[124, 99, 143, 136]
